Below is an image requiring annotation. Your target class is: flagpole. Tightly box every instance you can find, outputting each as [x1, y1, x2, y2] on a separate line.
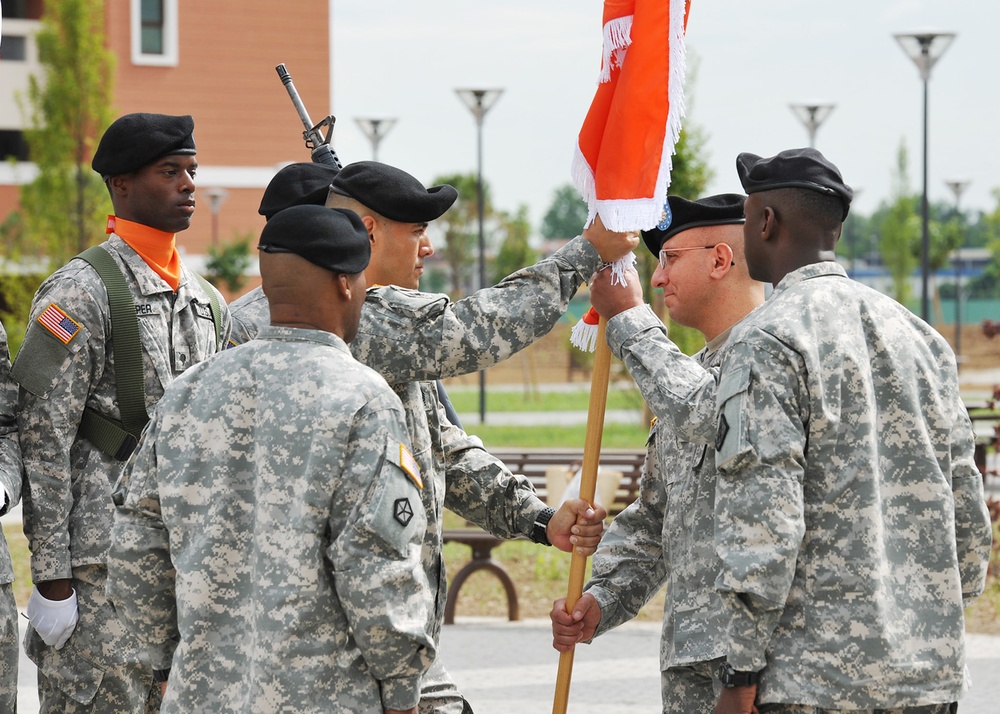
[552, 316, 612, 714]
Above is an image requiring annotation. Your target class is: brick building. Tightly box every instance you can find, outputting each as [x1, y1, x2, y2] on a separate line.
[1, 0, 333, 287]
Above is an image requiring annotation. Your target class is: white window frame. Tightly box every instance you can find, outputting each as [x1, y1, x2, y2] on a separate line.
[130, 0, 178, 67]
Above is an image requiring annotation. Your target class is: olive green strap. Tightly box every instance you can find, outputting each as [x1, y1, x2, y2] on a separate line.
[75, 246, 148, 460]
[192, 272, 223, 349]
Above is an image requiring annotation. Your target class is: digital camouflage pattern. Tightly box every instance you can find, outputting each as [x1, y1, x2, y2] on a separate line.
[11, 234, 230, 711]
[586, 305, 732, 710]
[0, 321, 21, 713]
[107, 327, 435, 713]
[230, 234, 601, 382]
[227, 235, 602, 709]
[714, 262, 992, 708]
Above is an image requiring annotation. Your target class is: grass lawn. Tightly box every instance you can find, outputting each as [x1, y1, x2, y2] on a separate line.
[445, 386, 645, 414]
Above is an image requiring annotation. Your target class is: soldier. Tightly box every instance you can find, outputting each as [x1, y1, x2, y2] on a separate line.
[229, 161, 638, 713]
[549, 194, 766, 712]
[0, 320, 21, 713]
[13, 113, 230, 713]
[107, 205, 435, 714]
[712, 148, 992, 713]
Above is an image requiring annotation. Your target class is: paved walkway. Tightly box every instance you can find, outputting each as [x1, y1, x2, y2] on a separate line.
[12, 614, 1000, 713]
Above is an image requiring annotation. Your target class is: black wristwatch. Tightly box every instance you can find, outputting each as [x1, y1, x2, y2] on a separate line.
[718, 661, 759, 688]
[152, 668, 171, 684]
[530, 507, 556, 546]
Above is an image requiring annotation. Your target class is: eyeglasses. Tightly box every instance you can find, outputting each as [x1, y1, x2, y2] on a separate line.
[658, 244, 733, 269]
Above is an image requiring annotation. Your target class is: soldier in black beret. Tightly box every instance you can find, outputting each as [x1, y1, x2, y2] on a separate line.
[326, 161, 459, 290]
[736, 147, 853, 285]
[552, 195, 765, 711]
[257, 163, 340, 221]
[258, 204, 371, 276]
[15, 111, 230, 713]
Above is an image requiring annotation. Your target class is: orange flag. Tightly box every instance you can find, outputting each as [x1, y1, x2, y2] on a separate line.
[572, 0, 692, 233]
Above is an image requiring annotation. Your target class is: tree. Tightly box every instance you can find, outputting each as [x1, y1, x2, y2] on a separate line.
[876, 142, 920, 305]
[431, 172, 496, 297]
[541, 184, 590, 240]
[18, 0, 116, 266]
[493, 205, 538, 283]
[205, 232, 254, 294]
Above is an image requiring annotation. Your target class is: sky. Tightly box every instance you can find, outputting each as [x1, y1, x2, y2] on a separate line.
[330, 1, 999, 237]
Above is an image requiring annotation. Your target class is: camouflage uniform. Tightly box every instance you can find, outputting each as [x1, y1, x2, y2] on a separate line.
[0, 322, 21, 714]
[713, 262, 993, 709]
[585, 305, 732, 713]
[230, 235, 602, 712]
[106, 326, 435, 713]
[12, 234, 230, 712]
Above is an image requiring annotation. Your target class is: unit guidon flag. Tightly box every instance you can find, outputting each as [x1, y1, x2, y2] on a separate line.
[571, 0, 692, 233]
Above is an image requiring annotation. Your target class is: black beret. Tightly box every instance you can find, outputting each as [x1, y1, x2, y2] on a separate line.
[641, 193, 746, 257]
[258, 205, 371, 275]
[92, 113, 196, 178]
[258, 162, 341, 220]
[736, 148, 853, 220]
[330, 161, 458, 222]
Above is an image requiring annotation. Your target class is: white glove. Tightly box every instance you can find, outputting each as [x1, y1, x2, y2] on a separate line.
[27, 587, 79, 649]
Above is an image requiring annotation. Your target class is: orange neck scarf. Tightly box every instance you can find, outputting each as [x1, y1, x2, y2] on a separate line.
[106, 215, 181, 291]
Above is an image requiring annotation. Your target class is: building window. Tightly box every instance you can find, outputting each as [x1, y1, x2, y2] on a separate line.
[0, 131, 29, 162]
[131, 0, 177, 66]
[1, 35, 28, 60]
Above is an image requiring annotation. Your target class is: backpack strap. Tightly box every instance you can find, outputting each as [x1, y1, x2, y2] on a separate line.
[74, 245, 148, 461]
[192, 272, 223, 349]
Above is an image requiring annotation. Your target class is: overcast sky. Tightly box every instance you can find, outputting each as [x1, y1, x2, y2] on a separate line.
[330, 0, 998, 236]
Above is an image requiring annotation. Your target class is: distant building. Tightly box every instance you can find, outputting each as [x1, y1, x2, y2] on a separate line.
[1, 0, 333, 286]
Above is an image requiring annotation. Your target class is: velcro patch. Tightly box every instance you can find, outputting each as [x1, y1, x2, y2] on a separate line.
[393, 497, 414, 527]
[37, 303, 81, 345]
[399, 444, 423, 489]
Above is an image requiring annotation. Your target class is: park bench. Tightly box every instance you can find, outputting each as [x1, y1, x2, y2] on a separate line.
[442, 446, 646, 624]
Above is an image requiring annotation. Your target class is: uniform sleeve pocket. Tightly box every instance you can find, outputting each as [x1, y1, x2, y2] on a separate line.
[714, 364, 755, 473]
[364, 434, 426, 558]
[11, 318, 90, 398]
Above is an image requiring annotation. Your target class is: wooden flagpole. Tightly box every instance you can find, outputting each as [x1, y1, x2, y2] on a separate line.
[552, 315, 612, 714]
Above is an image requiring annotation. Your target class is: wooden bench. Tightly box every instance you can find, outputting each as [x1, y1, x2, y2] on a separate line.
[443, 446, 646, 624]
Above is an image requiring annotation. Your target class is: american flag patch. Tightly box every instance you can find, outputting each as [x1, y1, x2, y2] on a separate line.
[399, 444, 423, 489]
[38, 303, 81, 344]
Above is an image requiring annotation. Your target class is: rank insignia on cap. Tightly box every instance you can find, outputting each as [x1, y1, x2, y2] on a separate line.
[38, 303, 81, 345]
[393, 497, 414, 527]
[656, 198, 673, 231]
[399, 443, 423, 489]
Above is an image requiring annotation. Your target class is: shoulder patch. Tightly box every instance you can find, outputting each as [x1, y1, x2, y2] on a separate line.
[37, 303, 81, 345]
[393, 497, 415, 527]
[399, 443, 423, 489]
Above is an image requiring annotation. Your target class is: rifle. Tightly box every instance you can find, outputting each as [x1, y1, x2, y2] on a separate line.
[275, 63, 343, 168]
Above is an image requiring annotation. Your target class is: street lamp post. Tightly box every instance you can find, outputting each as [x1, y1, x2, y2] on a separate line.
[789, 103, 835, 148]
[204, 187, 229, 247]
[894, 31, 956, 324]
[354, 118, 397, 162]
[456, 87, 503, 424]
[945, 179, 970, 366]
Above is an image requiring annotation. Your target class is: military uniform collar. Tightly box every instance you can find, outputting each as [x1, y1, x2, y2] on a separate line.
[107, 234, 192, 296]
[771, 261, 847, 297]
[256, 325, 351, 354]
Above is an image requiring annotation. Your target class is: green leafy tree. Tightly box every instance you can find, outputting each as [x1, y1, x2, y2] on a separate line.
[966, 188, 1000, 298]
[205, 232, 253, 293]
[876, 142, 920, 305]
[431, 172, 495, 297]
[19, 0, 116, 266]
[540, 184, 590, 240]
[493, 205, 538, 283]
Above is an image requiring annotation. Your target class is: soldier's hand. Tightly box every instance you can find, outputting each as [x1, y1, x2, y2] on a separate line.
[550, 593, 601, 652]
[589, 265, 644, 320]
[583, 214, 640, 263]
[715, 685, 759, 714]
[27, 584, 79, 649]
[548, 499, 607, 555]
